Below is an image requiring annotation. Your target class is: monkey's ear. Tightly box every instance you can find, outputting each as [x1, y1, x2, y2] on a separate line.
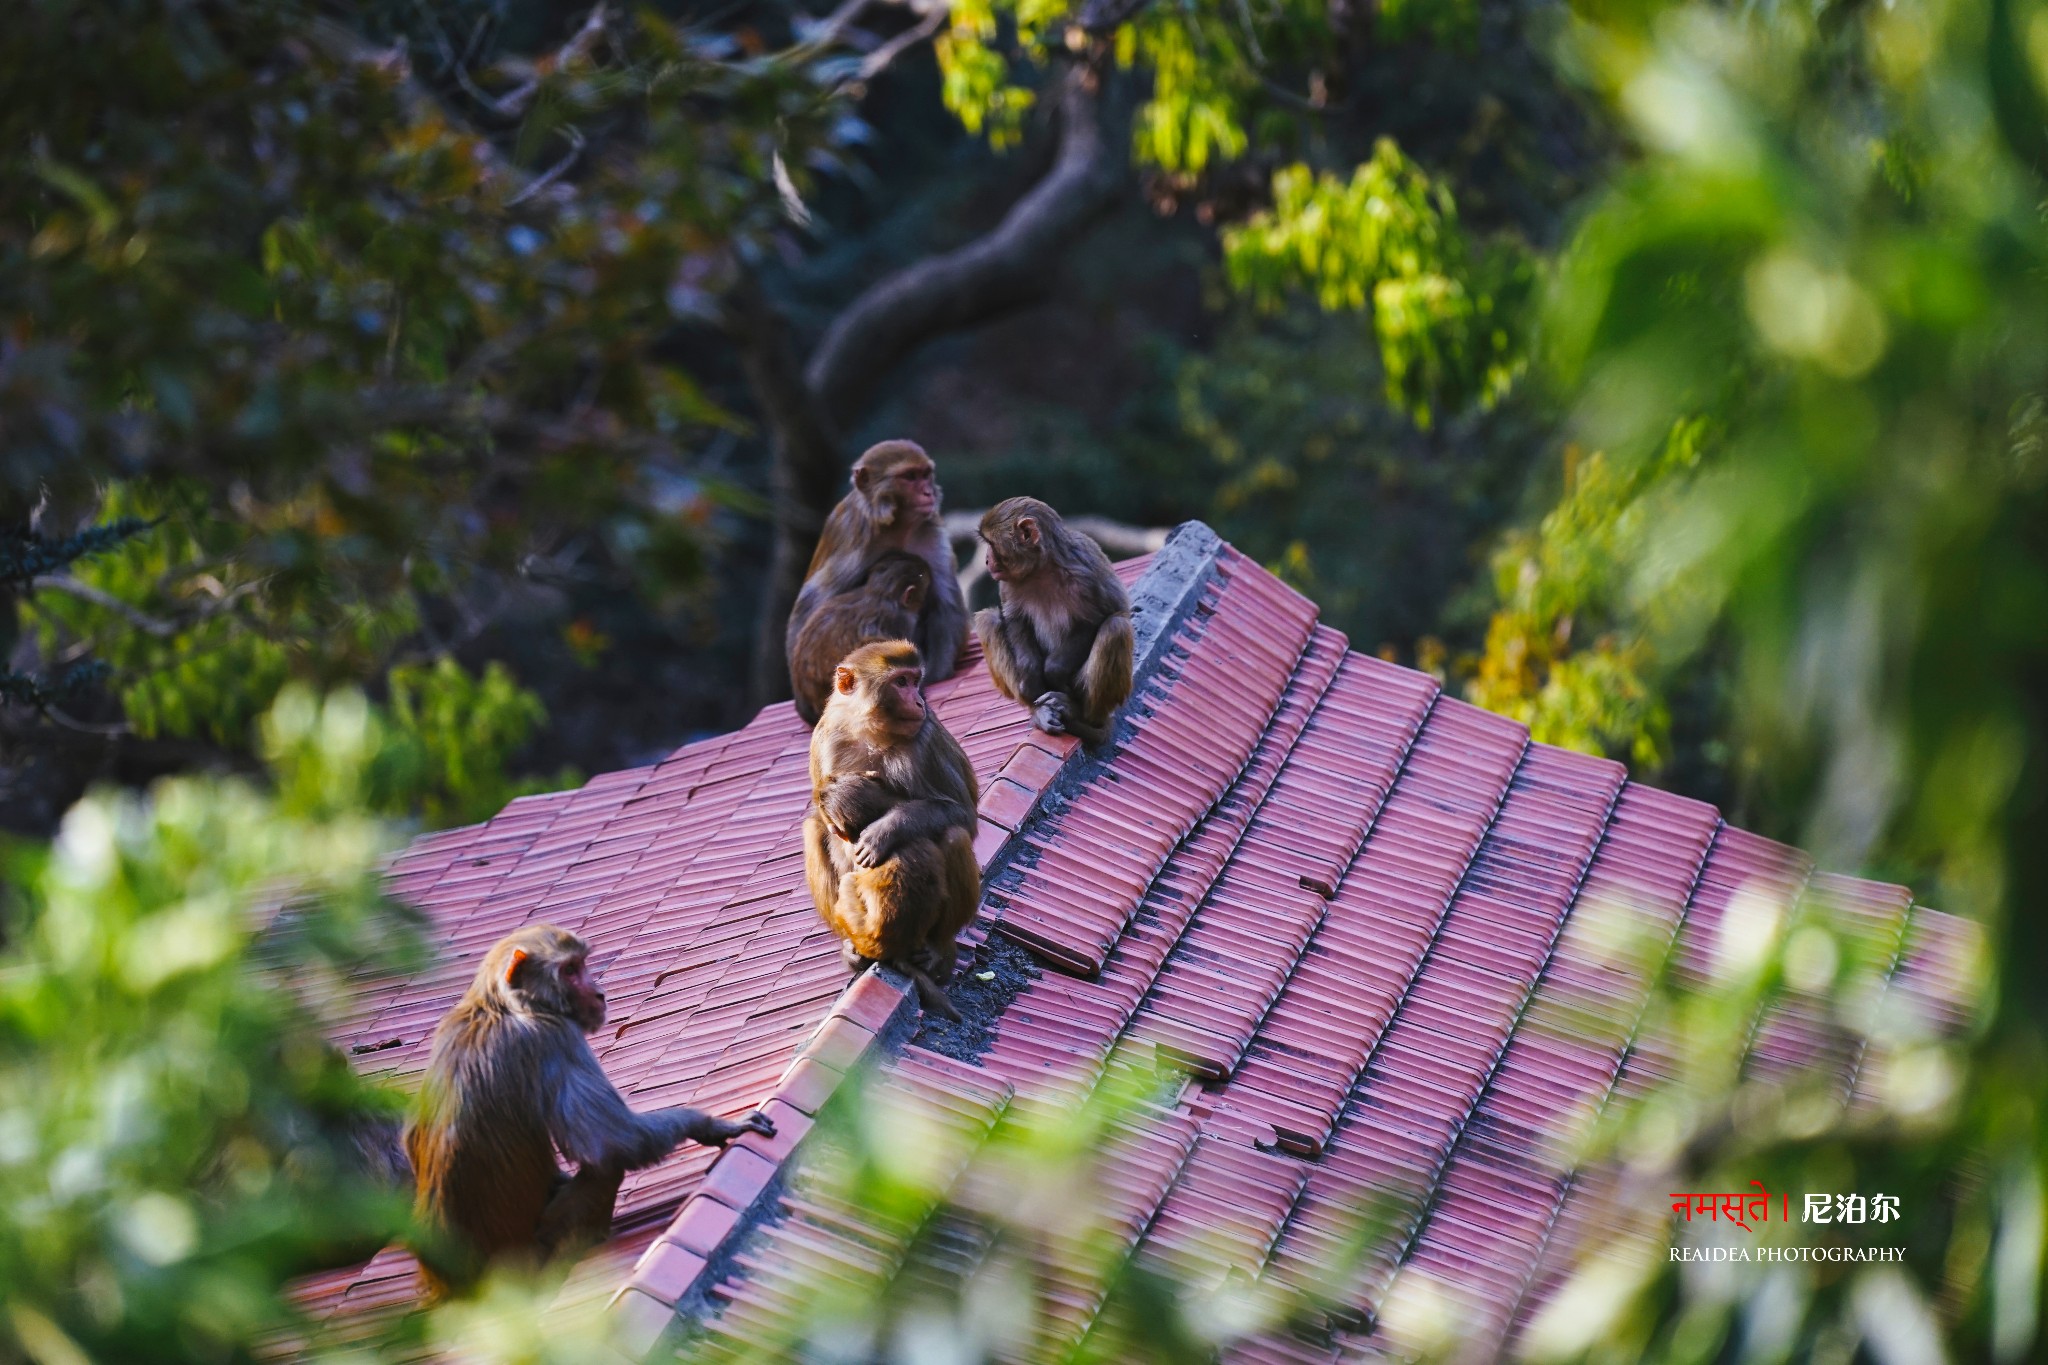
[852, 465, 871, 493]
[902, 582, 924, 608]
[504, 947, 529, 988]
[834, 666, 857, 695]
[1017, 516, 1039, 545]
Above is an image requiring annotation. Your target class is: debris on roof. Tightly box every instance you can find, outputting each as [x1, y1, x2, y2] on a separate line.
[294, 523, 1983, 1360]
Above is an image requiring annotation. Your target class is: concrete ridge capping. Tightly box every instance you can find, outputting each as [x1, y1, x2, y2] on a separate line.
[597, 522, 1229, 1360]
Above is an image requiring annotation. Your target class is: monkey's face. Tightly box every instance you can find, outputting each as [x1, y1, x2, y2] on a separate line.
[860, 458, 939, 527]
[874, 664, 928, 737]
[982, 516, 1042, 583]
[555, 951, 608, 1032]
[836, 660, 927, 739]
[496, 927, 609, 1031]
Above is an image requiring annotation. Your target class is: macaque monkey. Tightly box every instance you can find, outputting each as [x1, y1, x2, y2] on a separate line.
[973, 497, 1135, 746]
[803, 640, 979, 1021]
[404, 924, 774, 1296]
[788, 551, 932, 727]
[787, 440, 967, 685]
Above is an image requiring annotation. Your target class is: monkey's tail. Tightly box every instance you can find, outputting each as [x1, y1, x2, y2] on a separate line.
[902, 965, 963, 1022]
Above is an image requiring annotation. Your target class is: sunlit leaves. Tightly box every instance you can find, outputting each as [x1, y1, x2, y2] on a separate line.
[1224, 143, 1533, 424]
[386, 657, 578, 828]
[908, 0, 1531, 430]
[937, 23, 1037, 146]
[1129, 17, 1250, 174]
[1464, 432, 1714, 767]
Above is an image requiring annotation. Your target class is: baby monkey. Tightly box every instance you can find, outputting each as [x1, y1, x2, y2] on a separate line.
[788, 551, 932, 727]
[973, 497, 1134, 745]
[804, 640, 979, 1020]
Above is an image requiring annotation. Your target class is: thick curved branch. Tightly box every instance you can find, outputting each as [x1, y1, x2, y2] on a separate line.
[729, 272, 850, 701]
[803, 64, 1126, 429]
[942, 509, 1165, 556]
[945, 510, 1167, 599]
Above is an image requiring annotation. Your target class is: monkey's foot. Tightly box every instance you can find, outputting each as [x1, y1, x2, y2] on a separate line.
[1032, 691, 1073, 735]
[841, 942, 876, 975]
[910, 942, 957, 984]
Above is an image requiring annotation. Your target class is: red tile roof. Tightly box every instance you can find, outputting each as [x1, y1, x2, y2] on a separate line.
[295, 525, 1982, 1360]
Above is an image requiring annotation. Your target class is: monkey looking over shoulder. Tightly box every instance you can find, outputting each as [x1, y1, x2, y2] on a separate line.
[787, 440, 967, 686]
[789, 551, 932, 727]
[404, 924, 773, 1297]
[973, 497, 1135, 746]
[804, 640, 979, 1020]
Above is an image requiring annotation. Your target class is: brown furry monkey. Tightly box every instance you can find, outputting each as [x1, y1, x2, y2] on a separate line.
[973, 497, 1135, 746]
[788, 551, 932, 727]
[803, 640, 979, 1021]
[787, 440, 967, 685]
[403, 925, 773, 1296]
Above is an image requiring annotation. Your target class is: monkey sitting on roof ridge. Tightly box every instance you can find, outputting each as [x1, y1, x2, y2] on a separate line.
[973, 496, 1134, 746]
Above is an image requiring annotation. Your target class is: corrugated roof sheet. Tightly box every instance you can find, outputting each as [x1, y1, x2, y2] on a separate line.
[293, 525, 1983, 1361]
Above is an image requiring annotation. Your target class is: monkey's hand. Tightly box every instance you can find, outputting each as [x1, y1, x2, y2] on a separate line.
[1032, 691, 1073, 735]
[852, 817, 901, 869]
[699, 1110, 777, 1145]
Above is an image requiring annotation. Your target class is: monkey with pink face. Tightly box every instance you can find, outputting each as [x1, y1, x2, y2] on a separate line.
[404, 925, 773, 1295]
[973, 497, 1134, 746]
[787, 440, 968, 687]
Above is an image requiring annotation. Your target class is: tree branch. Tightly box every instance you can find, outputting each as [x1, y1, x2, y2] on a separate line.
[857, 8, 946, 81]
[944, 510, 1167, 599]
[473, 4, 610, 120]
[943, 510, 1166, 556]
[727, 272, 851, 702]
[505, 128, 586, 207]
[31, 576, 181, 637]
[803, 62, 1126, 429]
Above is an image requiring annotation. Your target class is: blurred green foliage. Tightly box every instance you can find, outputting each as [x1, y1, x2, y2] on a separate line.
[0, 688, 421, 1360]
[24, 484, 576, 829]
[1452, 0, 2048, 1355]
[386, 656, 578, 828]
[1224, 142, 1534, 426]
